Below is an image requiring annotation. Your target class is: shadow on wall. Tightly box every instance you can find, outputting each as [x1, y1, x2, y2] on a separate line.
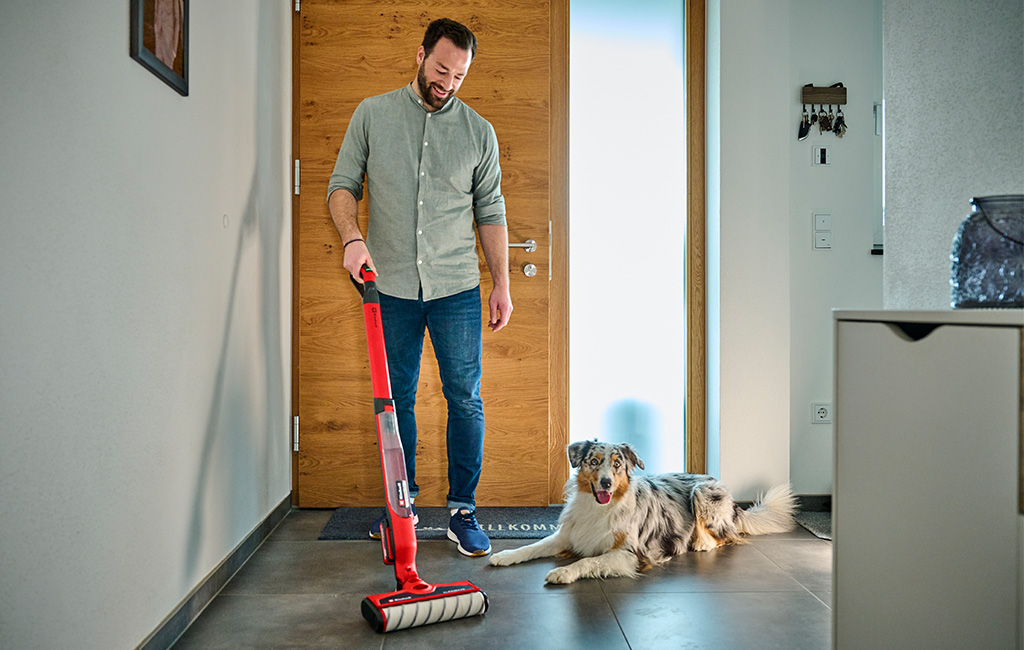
[184, 0, 288, 584]
[600, 399, 669, 475]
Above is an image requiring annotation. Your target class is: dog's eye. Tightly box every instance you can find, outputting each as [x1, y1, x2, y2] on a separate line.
[613, 459, 622, 468]
[589, 458, 600, 466]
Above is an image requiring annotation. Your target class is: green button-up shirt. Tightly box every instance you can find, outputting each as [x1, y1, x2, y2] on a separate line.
[327, 84, 506, 301]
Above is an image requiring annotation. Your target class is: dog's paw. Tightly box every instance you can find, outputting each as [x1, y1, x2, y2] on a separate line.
[690, 537, 719, 552]
[544, 566, 578, 584]
[488, 550, 519, 567]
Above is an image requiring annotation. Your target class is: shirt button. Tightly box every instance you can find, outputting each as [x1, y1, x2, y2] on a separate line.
[417, 230, 423, 235]
[420, 172, 425, 176]
[418, 200, 423, 206]
[417, 259, 423, 265]
[423, 142, 428, 146]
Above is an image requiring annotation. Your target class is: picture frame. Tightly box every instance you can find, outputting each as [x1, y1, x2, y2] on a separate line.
[130, 0, 189, 96]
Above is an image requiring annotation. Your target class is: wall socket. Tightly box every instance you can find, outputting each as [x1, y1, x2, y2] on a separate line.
[812, 402, 832, 423]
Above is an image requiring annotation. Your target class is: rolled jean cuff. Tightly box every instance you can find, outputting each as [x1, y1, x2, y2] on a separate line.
[447, 498, 476, 512]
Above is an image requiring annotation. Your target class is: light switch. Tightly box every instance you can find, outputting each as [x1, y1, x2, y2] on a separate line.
[814, 231, 833, 250]
[814, 213, 832, 231]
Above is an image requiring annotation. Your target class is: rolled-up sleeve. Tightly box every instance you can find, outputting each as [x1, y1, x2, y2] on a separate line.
[472, 123, 506, 226]
[327, 101, 370, 202]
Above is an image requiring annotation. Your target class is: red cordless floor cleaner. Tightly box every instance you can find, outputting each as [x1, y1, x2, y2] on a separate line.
[352, 266, 489, 633]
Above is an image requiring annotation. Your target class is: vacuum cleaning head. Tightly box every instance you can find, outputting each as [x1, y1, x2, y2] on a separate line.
[361, 581, 488, 632]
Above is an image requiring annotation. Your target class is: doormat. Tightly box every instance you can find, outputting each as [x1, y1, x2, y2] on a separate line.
[319, 506, 563, 541]
[794, 511, 832, 541]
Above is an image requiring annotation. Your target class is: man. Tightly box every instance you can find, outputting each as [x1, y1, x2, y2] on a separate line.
[327, 18, 511, 557]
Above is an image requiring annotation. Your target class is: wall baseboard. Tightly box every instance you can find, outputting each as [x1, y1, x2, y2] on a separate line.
[137, 495, 292, 650]
[735, 493, 832, 512]
[795, 494, 831, 512]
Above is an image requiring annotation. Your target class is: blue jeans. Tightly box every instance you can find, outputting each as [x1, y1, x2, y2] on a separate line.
[378, 286, 484, 511]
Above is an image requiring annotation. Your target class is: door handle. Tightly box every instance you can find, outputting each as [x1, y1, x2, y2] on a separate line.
[508, 239, 537, 253]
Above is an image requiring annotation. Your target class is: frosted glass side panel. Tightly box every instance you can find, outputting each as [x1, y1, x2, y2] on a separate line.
[569, 0, 686, 474]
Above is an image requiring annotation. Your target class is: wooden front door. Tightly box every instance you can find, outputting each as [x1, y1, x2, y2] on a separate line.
[294, 0, 561, 507]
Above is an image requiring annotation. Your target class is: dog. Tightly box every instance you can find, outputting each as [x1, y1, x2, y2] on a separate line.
[489, 440, 797, 584]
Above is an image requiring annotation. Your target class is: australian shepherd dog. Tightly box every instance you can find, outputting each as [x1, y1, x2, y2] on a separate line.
[489, 440, 797, 584]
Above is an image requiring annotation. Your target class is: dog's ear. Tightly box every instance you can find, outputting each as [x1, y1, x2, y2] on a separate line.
[567, 440, 593, 468]
[618, 443, 645, 471]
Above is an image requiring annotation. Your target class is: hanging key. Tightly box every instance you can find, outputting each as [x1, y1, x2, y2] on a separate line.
[833, 107, 847, 137]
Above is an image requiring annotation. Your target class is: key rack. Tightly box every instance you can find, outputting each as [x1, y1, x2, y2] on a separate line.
[799, 83, 849, 140]
[802, 83, 847, 105]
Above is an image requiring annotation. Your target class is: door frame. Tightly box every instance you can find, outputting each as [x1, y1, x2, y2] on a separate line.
[685, 0, 707, 475]
[290, 0, 708, 503]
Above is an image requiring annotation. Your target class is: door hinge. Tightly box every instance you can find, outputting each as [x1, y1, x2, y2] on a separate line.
[293, 415, 299, 452]
[294, 0, 300, 13]
[294, 159, 300, 195]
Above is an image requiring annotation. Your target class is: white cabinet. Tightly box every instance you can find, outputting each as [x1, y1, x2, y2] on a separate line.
[833, 310, 1023, 650]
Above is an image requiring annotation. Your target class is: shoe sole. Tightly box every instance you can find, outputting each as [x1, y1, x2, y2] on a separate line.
[370, 514, 418, 540]
[447, 529, 491, 557]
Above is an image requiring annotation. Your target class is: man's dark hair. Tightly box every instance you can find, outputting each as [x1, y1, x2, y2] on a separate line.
[422, 18, 477, 60]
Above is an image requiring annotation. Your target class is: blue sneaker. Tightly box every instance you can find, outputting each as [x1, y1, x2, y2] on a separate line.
[369, 506, 418, 540]
[447, 509, 491, 557]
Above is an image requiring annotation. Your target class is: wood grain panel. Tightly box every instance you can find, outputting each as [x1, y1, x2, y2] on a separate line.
[685, 0, 707, 474]
[547, 0, 570, 503]
[296, 0, 554, 507]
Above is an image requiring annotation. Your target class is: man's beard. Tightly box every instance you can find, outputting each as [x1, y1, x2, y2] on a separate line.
[416, 63, 454, 110]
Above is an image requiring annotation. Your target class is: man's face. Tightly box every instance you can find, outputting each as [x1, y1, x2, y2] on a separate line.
[415, 37, 473, 110]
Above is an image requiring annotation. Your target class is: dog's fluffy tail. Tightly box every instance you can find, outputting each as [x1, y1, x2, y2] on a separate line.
[734, 484, 797, 536]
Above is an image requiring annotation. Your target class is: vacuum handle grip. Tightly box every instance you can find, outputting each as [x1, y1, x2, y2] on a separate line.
[350, 265, 377, 299]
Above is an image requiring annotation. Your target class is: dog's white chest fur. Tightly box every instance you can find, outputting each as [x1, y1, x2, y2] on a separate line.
[558, 487, 634, 556]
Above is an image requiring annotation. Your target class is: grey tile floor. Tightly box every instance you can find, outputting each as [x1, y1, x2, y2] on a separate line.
[173, 509, 832, 649]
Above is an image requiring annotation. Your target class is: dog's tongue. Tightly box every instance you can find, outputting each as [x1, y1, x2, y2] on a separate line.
[596, 490, 612, 505]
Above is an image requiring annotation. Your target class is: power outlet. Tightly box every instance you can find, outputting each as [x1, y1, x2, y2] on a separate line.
[812, 402, 832, 424]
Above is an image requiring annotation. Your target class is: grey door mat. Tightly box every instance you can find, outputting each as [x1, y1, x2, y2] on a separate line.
[319, 506, 563, 541]
[794, 511, 832, 540]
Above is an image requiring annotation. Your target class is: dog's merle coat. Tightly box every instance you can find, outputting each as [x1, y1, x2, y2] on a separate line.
[489, 441, 796, 584]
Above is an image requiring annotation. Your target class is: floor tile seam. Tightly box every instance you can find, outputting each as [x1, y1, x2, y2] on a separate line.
[597, 580, 636, 650]
[199, 592, 344, 599]
[750, 544, 822, 589]
[472, 588, 609, 596]
[749, 538, 832, 547]
[600, 587, 814, 595]
[801, 584, 833, 610]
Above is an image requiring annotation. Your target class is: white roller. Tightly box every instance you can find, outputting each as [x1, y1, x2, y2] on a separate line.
[383, 591, 487, 632]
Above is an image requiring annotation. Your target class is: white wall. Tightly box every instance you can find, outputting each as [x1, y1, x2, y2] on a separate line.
[0, 2, 292, 649]
[712, 0, 793, 498]
[709, 0, 882, 498]
[788, 0, 884, 494]
[883, 0, 1024, 309]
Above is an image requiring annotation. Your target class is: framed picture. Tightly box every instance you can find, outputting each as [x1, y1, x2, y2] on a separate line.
[130, 0, 189, 96]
